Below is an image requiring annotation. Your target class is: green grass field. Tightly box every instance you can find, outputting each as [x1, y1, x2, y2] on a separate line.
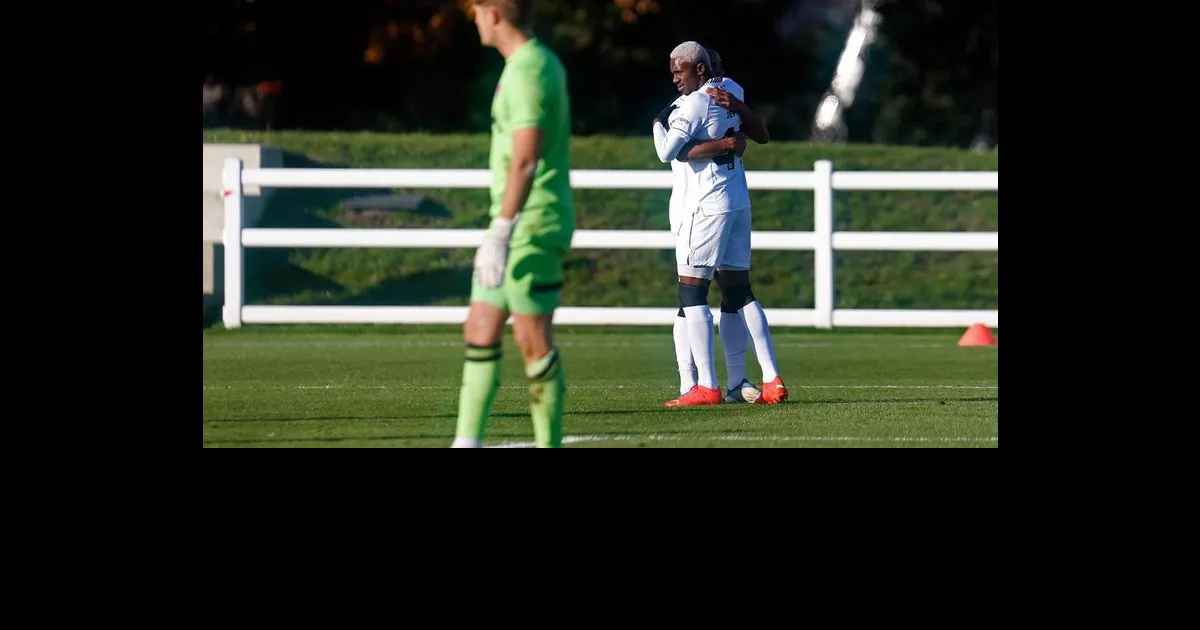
[202, 326, 998, 448]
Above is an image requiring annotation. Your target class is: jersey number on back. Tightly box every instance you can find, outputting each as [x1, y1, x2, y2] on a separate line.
[713, 127, 738, 171]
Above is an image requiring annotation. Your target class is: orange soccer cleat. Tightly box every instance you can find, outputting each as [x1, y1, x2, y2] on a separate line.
[758, 376, 789, 404]
[665, 385, 722, 407]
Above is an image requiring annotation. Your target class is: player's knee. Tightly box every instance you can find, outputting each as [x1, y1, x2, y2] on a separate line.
[742, 284, 757, 307]
[678, 279, 710, 307]
[513, 316, 553, 363]
[719, 292, 739, 314]
[463, 322, 500, 347]
[513, 330, 545, 362]
[463, 301, 506, 346]
[715, 268, 748, 285]
[721, 282, 755, 312]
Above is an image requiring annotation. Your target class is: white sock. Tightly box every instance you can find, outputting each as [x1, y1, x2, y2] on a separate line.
[718, 310, 749, 391]
[740, 300, 779, 382]
[450, 437, 482, 448]
[673, 314, 696, 395]
[683, 305, 719, 390]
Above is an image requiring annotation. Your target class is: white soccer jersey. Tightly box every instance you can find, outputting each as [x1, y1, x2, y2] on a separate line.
[667, 78, 746, 231]
[667, 78, 751, 215]
[711, 76, 744, 103]
[667, 94, 689, 231]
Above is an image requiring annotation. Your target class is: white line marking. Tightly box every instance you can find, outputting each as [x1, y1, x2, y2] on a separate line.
[486, 434, 999, 448]
[204, 339, 975, 350]
[203, 384, 997, 391]
[800, 385, 996, 389]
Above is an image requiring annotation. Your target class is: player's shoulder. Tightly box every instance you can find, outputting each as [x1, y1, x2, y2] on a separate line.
[505, 41, 567, 97]
[681, 89, 712, 112]
[523, 39, 564, 65]
[510, 40, 565, 75]
[720, 77, 745, 100]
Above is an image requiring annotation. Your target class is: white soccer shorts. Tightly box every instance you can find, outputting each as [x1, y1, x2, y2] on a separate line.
[718, 208, 751, 272]
[675, 207, 751, 278]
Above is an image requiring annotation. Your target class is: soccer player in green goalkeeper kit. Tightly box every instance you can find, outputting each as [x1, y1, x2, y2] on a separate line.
[451, 0, 574, 448]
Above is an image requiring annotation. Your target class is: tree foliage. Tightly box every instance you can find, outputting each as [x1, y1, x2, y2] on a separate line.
[203, 0, 997, 147]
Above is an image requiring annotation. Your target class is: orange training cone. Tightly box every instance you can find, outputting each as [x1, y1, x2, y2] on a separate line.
[958, 323, 996, 346]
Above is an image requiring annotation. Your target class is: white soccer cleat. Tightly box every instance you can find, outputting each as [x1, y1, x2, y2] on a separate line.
[724, 379, 762, 404]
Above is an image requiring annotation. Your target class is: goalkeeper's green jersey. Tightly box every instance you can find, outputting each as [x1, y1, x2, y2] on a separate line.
[488, 38, 575, 249]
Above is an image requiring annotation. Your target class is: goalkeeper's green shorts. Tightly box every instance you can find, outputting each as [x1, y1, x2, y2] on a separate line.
[470, 239, 567, 316]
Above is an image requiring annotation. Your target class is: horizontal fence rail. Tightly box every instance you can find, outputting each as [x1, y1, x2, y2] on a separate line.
[239, 228, 998, 252]
[238, 167, 999, 192]
[221, 159, 997, 330]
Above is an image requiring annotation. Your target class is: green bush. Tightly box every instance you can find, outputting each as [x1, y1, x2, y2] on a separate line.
[206, 130, 997, 311]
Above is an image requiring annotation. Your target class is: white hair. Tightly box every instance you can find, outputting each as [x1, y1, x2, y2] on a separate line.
[670, 41, 711, 70]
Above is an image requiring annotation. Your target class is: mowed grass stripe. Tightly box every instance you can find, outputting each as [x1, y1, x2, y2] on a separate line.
[203, 330, 998, 448]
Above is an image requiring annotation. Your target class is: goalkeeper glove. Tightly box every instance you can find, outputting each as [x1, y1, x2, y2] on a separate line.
[473, 215, 517, 289]
[656, 103, 678, 127]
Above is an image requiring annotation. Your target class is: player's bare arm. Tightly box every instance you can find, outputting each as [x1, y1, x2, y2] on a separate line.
[706, 87, 770, 144]
[474, 125, 542, 289]
[501, 126, 544, 220]
[677, 131, 746, 161]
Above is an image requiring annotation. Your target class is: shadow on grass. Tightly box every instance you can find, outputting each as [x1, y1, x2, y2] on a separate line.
[208, 409, 664, 424]
[238, 151, 375, 312]
[333, 267, 474, 306]
[226, 151, 465, 318]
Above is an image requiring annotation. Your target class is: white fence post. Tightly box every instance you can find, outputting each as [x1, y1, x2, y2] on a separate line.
[222, 157, 244, 329]
[813, 159, 835, 329]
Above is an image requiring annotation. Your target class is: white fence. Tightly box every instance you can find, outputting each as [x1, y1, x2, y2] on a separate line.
[221, 159, 997, 330]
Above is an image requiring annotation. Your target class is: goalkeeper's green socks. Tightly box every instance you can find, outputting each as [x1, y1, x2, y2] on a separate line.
[526, 347, 565, 448]
[451, 343, 503, 448]
[452, 344, 564, 448]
